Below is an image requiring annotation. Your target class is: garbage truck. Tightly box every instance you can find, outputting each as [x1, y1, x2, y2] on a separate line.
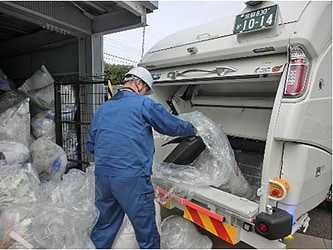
[138, 1, 332, 248]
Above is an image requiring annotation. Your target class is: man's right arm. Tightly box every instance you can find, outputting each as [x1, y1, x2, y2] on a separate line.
[143, 98, 197, 137]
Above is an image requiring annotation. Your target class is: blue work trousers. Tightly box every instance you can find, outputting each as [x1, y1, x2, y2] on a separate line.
[91, 175, 160, 249]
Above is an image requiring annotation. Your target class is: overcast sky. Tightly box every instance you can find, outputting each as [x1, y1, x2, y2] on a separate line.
[103, 1, 245, 65]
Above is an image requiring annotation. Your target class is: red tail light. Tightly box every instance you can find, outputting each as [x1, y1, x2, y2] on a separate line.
[258, 222, 268, 233]
[284, 45, 311, 97]
[255, 208, 292, 240]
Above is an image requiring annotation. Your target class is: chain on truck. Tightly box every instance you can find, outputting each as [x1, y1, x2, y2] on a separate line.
[138, 1, 332, 249]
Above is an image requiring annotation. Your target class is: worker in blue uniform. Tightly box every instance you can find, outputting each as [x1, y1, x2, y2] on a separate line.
[86, 67, 198, 249]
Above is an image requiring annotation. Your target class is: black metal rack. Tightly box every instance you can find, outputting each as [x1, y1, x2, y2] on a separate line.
[54, 76, 107, 171]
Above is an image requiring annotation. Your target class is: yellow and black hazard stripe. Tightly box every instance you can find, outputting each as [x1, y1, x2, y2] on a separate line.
[107, 79, 113, 99]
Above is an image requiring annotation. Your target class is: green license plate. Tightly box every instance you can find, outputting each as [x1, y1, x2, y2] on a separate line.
[233, 5, 278, 34]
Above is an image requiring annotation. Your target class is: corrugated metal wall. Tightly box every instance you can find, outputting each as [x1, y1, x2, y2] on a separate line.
[0, 40, 79, 84]
[7, 1, 91, 34]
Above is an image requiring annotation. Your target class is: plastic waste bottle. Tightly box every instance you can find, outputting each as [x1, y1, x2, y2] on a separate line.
[18, 65, 55, 93]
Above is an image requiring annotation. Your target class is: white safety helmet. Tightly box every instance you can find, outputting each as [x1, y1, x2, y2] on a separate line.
[124, 67, 154, 95]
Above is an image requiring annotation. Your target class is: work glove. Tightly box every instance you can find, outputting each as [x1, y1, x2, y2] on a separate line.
[195, 126, 204, 137]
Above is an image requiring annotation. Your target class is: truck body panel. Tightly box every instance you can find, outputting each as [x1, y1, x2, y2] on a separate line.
[140, 1, 332, 248]
[143, 2, 310, 68]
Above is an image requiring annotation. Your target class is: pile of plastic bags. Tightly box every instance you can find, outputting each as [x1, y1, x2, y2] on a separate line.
[0, 164, 98, 248]
[0, 161, 213, 249]
[153, 111, 255, 202]
[0, 66, 94, 248]
[0, 66, 214, 249]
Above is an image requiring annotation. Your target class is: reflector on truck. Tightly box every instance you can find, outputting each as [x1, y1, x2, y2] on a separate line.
[284, 45, 311, 97]
[182, 198, 237, 245]
[155, 186, 237, 245]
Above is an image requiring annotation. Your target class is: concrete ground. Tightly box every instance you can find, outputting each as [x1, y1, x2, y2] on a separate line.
[284, 234, 332, 249]
[205, 230, 332, 249]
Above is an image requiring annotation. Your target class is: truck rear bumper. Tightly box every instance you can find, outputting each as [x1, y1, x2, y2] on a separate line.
[154, 183, 288, 249]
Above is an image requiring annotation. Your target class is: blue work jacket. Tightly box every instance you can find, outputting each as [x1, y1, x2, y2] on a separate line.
[86, 89, 196, 177]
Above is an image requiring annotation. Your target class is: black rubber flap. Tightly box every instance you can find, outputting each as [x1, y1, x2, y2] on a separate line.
[163, 136, 206, 165]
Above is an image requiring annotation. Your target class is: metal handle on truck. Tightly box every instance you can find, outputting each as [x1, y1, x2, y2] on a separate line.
[268, 178, 288, 201]
[167, 66, 237, 80]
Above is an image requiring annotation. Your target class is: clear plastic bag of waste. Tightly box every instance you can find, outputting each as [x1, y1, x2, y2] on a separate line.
[29, 137, 67, 181]
[0, 93, 31, 147]
[0, 163, 40, 211]
[18, 65, 54, 93]
[161, 215, 212, 249]
[153, 111, 255, 201]
[0, 90, 27, 114]
[0, 140, 30, 166]
[32, 167, 98, 249]
[31, 110, 55, 140]
[0, 166, 98, 249]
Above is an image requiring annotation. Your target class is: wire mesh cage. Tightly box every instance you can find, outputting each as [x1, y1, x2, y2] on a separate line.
[54, 75, 108, 171]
